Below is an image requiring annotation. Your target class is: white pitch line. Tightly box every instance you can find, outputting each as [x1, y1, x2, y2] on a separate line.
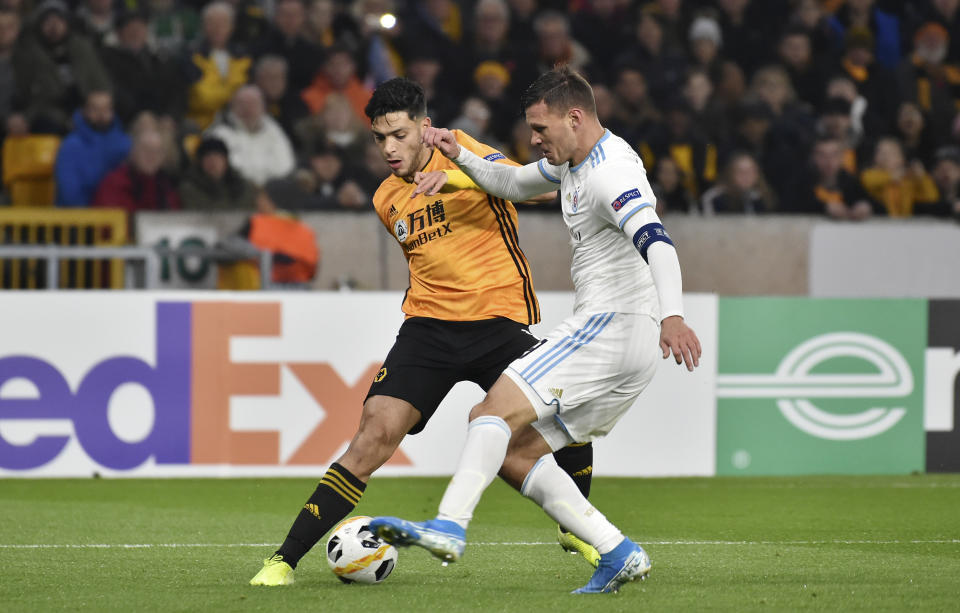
[1, 539, 958, 549]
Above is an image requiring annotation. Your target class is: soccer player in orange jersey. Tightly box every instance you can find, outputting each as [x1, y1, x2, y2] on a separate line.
[250, 78, 597, 586]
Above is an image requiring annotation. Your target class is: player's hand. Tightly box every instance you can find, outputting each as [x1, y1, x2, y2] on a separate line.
[422, 126, 461, 159]
[412, 170, 449, 197]
[660, 315, 701, 372]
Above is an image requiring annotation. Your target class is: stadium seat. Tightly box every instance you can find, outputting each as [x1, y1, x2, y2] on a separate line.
[2, 135, 61, 207]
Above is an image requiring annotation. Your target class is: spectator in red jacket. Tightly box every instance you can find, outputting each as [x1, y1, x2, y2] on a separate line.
[93, 127, 181, 214]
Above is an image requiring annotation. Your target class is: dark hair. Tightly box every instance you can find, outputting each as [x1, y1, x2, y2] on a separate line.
[364, 78, 427, 122]
[520, 66, 596, 118]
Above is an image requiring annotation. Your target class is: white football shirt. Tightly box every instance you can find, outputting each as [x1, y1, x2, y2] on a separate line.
[536, 130, 661, 318]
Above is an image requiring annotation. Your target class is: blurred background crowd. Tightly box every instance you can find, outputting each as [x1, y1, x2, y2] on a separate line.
[1, 0, 960, 221]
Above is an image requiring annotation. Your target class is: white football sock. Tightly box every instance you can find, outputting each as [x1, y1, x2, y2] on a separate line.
[436, 416, 511, 530]
[521, 454, 624, 555]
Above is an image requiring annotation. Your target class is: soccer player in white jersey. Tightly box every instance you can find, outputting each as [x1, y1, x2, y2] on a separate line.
[370, 67, 701, 594]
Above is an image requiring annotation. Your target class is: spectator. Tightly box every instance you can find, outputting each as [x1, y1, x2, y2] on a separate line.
[748, 65, 815, 201]
[505, 0, 537, 48]
[129, 111, 184, 179]
[302, 0, 335, 47]
[828, 0, 901, 70]
[836, 26, 900, 132]
[610, 64, 660, 147]
[816, 96, 861, 174]
[467, 0, 535, 97]
[11, 0, 111, 134]
[921, 145, 960, 217]
[570, 0, 630, 82]
[74, 0, 115, 47]
[651, 156, 697, 215]
[639, 97, 717, 200]
[687, 15, 724, 84]
[295, 92, 368, 168]
[919, 0, 960, 62]
[404, 45, 459, 126]
[100, 10, 184, 124]
[209, 85, 296, 187]
[54, 89, 130, 206]
[716, 0, 774, 77]
[647, 0, 686, 54]
[616, 8, 685, 107]
[180, 136, 256, 210]
[715, 60, 747, 122]
[254, 0, 321, 92]
[449, 96, 506, 153]
[683, 67, 725, 144]
[823, 73, 877, 145]
[228, 0, 270, 49]
[789, 0, 835, 67]
[894, 101, 937, 166]
[895, 22, 960, 140]
[284, 141, 371, 210]
[253, 54, 309, 146]
[92, 128, 181, 213]
[860, 136, 940, 217]
[183, 1, 251, 130]
[790, 136, 876, 219]
[532, 11, 590, 76]
[472, 60, 515, 143]
[778, 25, 828, 109]
[301, 44, 372, 123]
[701, 152, 776, 214]
[147, 0, 199, 61]
[0, 7, 20, 137]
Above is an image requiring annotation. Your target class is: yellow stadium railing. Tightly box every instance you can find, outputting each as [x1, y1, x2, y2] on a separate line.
[0, 208, 128, 289]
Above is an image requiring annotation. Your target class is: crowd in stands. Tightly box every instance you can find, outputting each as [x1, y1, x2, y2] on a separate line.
[0, 0, 959, 221]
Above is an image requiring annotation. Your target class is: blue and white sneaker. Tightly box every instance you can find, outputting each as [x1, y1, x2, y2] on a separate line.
[369, 517, 466, 563]
[572, 538, 651, 594]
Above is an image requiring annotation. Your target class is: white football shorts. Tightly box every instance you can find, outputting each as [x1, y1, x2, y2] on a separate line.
[503, 311, 660, 451]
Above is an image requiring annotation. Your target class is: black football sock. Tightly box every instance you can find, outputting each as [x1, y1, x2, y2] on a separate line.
[276, 463, 366, 568]
[552, 442, 593, 533]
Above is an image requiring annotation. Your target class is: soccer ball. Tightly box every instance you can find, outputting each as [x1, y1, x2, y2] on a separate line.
[326, 515, 398, 584]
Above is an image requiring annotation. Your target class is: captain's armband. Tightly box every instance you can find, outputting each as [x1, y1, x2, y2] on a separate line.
[632, 223, 675, 263]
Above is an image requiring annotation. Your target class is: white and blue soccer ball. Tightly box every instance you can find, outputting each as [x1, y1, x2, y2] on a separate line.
[326, 515, 398, 584]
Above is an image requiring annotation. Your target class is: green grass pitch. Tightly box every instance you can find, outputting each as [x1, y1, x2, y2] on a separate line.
[2, 475, 959, 612]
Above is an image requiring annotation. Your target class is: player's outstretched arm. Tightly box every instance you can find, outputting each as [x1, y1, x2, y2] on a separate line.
[421, 126, 556, 202]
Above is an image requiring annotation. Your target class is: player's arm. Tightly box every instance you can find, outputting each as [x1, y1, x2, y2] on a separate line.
[413, 170, 557, 205]
[621, 207, 701, 371]
[595, 166, 701, 370]
[420, 126, 558, 202]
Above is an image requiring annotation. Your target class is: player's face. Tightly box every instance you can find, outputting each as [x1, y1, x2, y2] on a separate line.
[525, 101, 576, 166]
[371, 111, 432, 180]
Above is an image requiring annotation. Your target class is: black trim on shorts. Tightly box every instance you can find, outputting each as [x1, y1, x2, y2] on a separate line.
[366, 317, 539, 434]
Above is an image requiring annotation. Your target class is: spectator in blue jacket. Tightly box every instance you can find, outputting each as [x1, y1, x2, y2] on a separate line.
[54, 89, 131, 206]
[827, 0, 901, 70]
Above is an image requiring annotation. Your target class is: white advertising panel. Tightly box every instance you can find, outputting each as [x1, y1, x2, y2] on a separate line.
[0, 292, 717, 477]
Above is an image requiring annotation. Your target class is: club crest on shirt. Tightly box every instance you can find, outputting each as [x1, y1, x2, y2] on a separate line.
[394, 219, 408, 242]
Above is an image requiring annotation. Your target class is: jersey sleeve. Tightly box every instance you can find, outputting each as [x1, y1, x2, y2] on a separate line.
[592, 161, 658, 229]
[453, 130, 521, 167]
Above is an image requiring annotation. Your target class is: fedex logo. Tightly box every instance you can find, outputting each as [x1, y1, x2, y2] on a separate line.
[0, 302, 410, 472]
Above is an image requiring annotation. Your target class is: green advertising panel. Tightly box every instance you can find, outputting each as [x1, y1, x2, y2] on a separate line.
[717, 298, 926, 475]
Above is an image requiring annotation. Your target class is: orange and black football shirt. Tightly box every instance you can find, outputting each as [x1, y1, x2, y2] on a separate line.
[372, 130, 540, 325]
